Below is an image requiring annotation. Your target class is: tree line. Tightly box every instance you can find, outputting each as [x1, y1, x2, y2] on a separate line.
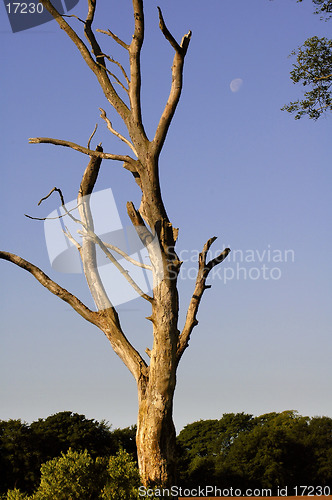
[1, 410, 331, 499]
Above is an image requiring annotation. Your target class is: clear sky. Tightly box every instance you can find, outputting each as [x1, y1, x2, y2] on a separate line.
[0, 0, 331, 434]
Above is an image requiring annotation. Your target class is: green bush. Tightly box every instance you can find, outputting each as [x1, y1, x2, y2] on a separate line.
[101, 449, 140, 500]
[4, 489, 31, 500]
[33, 448, 106, 499]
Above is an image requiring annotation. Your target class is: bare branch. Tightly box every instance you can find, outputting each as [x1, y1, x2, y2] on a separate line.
[96, 28, 129, 50]
[87, 123, 98, 149]
[29, 137, 136, 163]
[126, 201, 154, 247]
[157, 7, 180, 53]
[77, 146, 113, 313]
[24, 208, 79, 222]
[25, 186, 80, 222]
[0, 251, 99, 326]
[101, 241, 152, 270]
[314, 73, 332, 80]
[38, 186, 65, 206]
[100, 65, 129, 94]
[152, 9, 192, 158]
[98, 54, 130, 92]
[62, 14, 85, 24]
[75, 146, 149, 380]
[127, 0, 148, 140]
[78, 228, 153, 303]
[84, 0, 105, 67]
[101, 54, 130, 87]
[63, 226, 81, 250]
[157, 7, 191, 56]
[177, 238, 230, 362]
[84, 2, 129, 96]
[40, 0, 130, 122]
[99, 108, 138, 156]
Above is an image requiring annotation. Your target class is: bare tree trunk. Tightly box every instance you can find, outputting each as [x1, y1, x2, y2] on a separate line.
[137, 390, 177, 489]
[137, 357, 177, 489]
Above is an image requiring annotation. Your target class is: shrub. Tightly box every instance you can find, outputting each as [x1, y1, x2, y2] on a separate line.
[33, 448, 106, 499]
[101, 449, 140, 500]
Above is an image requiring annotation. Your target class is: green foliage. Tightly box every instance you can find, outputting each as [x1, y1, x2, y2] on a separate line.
[176, 412, 254, 486]
[29, 411, 114, 461]
[3, 490, 31, 500]
[2, 410, 331, 497]
[216, 411, 311, 488]
[177, 410, 332, 489]
[101, 449, 140, 500]
[110, 425, 137, 457]
[282, 36, 332, 119]
[33, 448, 106, 500]
[281, 0, 332, 119]
[0, 420, 37, 494]
[0, 411, 137, 495]
[297, 0, 332, 19]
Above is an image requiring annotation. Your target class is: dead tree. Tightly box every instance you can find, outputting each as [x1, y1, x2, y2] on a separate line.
[0, 0, 230, 492]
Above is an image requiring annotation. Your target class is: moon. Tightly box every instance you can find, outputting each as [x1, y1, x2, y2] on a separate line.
[230, 78, 243, 93]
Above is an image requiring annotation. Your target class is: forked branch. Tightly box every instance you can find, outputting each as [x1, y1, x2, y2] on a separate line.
[177, 238, 230, 362]
[152, 7, 192, 157]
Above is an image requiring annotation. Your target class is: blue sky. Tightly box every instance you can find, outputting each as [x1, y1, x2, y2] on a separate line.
[0, 0, 331, 433]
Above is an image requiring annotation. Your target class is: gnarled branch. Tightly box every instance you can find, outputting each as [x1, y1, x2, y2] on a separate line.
[0, 251, 99, 326]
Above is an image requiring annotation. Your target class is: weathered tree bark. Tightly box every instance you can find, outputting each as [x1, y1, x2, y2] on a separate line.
[0, 1, 231, 495]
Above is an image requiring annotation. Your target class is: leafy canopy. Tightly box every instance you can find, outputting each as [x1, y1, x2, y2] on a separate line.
[283, 0, 332, 119]
[282, 36, 332, 119]
[297, 0, 332, 19]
